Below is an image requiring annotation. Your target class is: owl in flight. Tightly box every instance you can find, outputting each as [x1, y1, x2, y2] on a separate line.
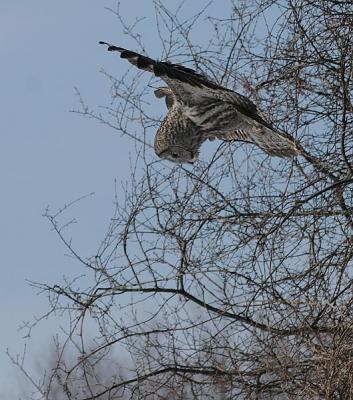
[100, 41, 300, 164]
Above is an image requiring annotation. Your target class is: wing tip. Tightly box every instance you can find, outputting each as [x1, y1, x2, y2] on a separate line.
[99, 41, 125, 53]
[99, 40, 111, 48]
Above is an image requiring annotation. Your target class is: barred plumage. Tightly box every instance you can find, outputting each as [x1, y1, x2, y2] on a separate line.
[154, 102, 205, 163]
[100, 41, 300, 163]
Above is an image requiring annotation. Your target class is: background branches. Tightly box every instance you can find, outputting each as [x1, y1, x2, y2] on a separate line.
[15, 1, 353, 399]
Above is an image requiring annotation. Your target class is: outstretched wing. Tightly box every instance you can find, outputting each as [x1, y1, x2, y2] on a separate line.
[99, 41, 227, 104]
[99, 42, 279, 125]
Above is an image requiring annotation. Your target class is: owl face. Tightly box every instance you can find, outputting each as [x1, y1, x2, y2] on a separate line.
[158, 145, 198, 164]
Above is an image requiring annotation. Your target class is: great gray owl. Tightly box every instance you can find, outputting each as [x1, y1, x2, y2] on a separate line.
[100, 41, 300, 163]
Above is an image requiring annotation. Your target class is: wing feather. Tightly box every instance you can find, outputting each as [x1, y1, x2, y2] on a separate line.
[99, 41, 227, 102]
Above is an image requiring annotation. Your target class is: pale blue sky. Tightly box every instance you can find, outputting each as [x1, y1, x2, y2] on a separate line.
[1, 1, 228, 397]
[1, 0, 142, 396]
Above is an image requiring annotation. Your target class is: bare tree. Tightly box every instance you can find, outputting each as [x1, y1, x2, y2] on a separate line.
[14, 1, 353, 399]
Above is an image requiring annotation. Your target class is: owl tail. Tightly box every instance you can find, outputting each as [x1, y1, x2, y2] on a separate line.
[251, 126, 300, 158]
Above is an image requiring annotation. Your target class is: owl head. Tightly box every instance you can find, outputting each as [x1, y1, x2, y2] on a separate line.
[154, 90, 204, 164]
[157, 145, 198, 164]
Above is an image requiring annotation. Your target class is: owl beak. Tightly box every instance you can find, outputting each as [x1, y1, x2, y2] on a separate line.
[188, 152, 197, 164]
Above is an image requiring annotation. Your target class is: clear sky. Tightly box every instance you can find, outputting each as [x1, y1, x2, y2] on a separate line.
[1, 1, 228, 397]
[1, 1, 139, 397]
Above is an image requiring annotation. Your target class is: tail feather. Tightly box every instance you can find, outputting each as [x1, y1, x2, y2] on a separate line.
[217, 126, 300, 158]
[252, 126, 300, 157]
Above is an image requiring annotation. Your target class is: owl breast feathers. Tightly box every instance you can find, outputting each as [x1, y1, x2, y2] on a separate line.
[99, 41, 300, 163]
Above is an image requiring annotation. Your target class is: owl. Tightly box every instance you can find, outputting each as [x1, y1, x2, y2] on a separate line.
[100, 41, 300, 164]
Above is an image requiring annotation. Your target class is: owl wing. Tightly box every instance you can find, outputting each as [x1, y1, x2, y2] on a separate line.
[99, 41, 227, 104]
